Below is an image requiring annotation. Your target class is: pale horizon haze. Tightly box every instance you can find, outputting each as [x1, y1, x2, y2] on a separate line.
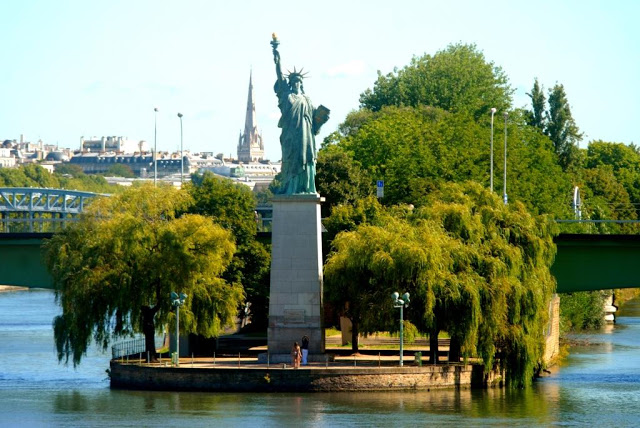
[1, 0, 638, 161]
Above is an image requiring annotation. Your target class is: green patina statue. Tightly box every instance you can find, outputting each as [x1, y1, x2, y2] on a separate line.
[271, 34, 330, 195]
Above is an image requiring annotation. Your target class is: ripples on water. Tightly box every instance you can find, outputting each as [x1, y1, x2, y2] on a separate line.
[1, 289, 640, 427]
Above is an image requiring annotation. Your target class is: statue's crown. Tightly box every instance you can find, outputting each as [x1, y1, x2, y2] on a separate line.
[286, 67, 309, 82]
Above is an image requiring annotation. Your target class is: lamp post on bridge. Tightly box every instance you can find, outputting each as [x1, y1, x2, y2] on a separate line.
[391, 291, 410, 366]
[154, 107, 158, 187]
[177, 113, 184, 185]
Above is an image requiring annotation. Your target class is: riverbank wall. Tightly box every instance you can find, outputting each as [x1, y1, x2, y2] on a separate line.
[109, 361, 502, 392]
[543, 294, 560, 364]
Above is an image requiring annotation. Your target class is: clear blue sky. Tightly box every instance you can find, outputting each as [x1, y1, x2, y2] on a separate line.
[1, 0, 638, 160]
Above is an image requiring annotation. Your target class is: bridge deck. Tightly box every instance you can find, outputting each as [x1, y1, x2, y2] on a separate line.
[2, 229, 639, 293]
[552, 234, 640, 293]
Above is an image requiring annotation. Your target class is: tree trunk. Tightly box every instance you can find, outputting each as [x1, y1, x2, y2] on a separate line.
[449, 336, 461, 363]
[351, 319, 359, 353]
[141, 306, 158, 362]
[429, 327, 439, 364]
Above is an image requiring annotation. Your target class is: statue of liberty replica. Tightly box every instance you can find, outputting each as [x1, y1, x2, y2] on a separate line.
[264, 34, 330, 363]
[271, 33, 330, 195]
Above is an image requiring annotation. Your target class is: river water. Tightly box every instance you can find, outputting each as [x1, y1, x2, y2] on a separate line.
[1, 289, 640, 427]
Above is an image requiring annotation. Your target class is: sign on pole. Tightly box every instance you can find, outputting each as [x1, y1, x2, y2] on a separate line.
[376, 180, 384, 198]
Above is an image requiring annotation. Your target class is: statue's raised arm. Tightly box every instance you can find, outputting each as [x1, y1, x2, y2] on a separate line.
[271, 33, 284, 83]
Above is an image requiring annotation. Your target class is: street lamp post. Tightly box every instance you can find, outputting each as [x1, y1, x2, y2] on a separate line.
[490, 108, 497, 192]
[391, 291, 410, 367]
[177, 113, 184, 184]
[503, 112, 509, 205]
[154, 107, 158, 187]
[170, 291, 187, 366]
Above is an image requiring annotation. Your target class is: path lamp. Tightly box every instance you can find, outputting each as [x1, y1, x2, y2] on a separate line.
[503, 111, 509, 205]
[490, 108, 497, 192]
[154, 107, 158, 187]
[177, 112, 184, 185]
[170, 291, 187, 366]
[391, 292, 410, 367]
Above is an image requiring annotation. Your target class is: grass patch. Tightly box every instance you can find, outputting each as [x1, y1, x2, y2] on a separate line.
[325, 327, 341, 337]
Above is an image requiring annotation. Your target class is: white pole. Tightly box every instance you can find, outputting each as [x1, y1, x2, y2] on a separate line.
[503, 112, 508, 205]
[154, 108, 158, 186]
[490, 108, 496, 192]
[178, 113, 184, 184]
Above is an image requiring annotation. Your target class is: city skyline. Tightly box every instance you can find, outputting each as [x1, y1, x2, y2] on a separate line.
[1, 0, 638, 160]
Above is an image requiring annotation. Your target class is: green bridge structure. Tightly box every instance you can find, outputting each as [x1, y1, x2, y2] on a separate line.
[0, 187, 639, 294]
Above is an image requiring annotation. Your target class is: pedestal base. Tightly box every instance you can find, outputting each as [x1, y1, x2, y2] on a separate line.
[268, 194, 325, 355]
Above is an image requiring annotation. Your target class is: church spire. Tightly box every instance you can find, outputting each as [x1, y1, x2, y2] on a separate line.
[237, 70, 264, 163]
[244, 70, 256, 136]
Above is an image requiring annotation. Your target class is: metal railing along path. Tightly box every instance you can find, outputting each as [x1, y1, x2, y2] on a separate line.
[112, 336, 164, 360]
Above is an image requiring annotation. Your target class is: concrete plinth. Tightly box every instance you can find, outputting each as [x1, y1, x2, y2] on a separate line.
[268, 194, 325, 356]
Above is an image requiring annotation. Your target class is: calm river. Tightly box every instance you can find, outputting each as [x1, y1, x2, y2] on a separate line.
[1, 289, 640, 427]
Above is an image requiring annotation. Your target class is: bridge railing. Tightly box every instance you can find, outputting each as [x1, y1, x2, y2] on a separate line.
[0, 187, 104, 233]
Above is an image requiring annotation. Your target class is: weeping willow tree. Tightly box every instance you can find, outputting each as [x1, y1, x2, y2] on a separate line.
[43, 183, 244, 366]
[324, 182, 557, 387]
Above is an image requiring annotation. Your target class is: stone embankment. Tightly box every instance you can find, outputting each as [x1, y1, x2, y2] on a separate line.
[0, 286, 27, 293]
[110, 358, 501, 392]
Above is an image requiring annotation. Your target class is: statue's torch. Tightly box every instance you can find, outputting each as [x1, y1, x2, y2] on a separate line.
[271, 33, 280, 49]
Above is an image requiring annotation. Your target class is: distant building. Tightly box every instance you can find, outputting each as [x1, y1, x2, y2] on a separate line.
[237, 72, 265, 163]
[0, 148, 16, 168]
[80, 136, 147, 154]
[69, 152, 187, 177]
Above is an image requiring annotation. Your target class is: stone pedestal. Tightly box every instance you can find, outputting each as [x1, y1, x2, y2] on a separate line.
[267, 194, 325, 358]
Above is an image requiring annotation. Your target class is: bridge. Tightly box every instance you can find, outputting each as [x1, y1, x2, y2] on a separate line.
[0, 187, 104, 289]
[0, 187, 639, 293]
[0, 187, 102, 233]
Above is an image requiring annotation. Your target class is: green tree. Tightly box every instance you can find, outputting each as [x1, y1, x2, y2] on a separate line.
[43, 183, 243, 365]
[584, 141, 640, 220]
[359, 43, 513, 119]
[105, 163, 135, 178]
[332, 106, 570, 217]
[323, 204, 418, 351]
[525, 78, 546, 130]
[325, 182, 557, 387]
[0, 164, 56, 187]
[560, 291, 606, 332]
[316, 145, 373, 217]
[54, 163, 85, 178]
[576, 165, 637, 234]
[546, 84, 583, 169]
[186, 172, 271, 330]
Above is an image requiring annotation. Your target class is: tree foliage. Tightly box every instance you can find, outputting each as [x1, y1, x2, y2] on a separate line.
[324, 182, 557, 387]
[560, 291, 606, 332]
[584, 141, 640, 221]
[43, 183, 243, 365]
[186, 172, 271, 330]
[525, 78, 546, 130]
[105, 163, 135, 178]
[316, 145, 373, 217]
[332, 106, 570, 217]
[359, 43, 513, 119]
[0, 163, 116, 193]
[546, 84, 583, 169]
